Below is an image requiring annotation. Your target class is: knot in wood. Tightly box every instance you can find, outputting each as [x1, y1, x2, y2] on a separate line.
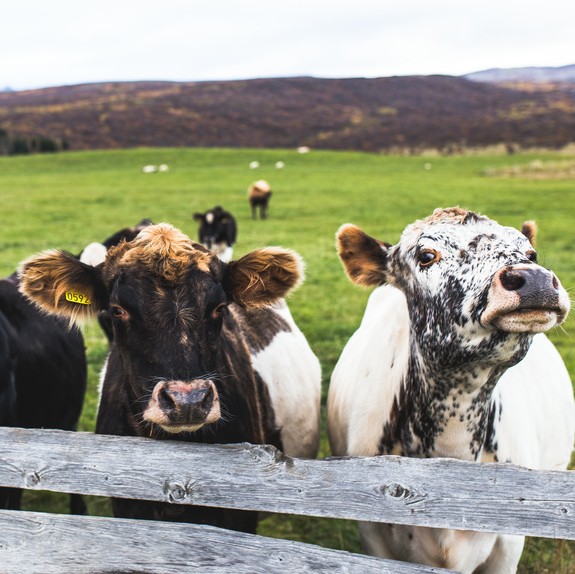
[24, 471, 41, 488]
[252, 444, 295, 469]
[164, 481, 187, 503]
[380, 483, 410, 499]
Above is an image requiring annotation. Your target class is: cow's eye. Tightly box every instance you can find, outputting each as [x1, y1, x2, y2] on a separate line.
[211, 302, 227, 319]
[526, 250, 537, 263]
[110, 305, 129, 320]
[418, 249, 441, 268]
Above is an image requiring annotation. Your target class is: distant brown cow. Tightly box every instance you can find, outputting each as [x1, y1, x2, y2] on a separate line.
[248, 179, 272, 220]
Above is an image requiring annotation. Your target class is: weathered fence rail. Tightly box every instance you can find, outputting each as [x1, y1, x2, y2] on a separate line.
[0, 426, 573, 573]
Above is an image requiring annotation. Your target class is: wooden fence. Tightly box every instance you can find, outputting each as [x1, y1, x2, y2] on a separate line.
[0, 427, 574, 573]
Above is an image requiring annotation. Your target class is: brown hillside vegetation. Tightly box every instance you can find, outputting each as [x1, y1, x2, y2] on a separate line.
[0, 75, 574, 152]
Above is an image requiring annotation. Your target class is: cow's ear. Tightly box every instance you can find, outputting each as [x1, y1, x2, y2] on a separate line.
[193, 213, 204, 222]
[18, 250, 107, 324]
[224, 248, 304, 308]
[521, 220, 537, 247]
[337, 224, 390, 287]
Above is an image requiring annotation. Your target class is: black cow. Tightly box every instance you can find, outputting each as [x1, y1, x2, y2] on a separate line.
[193, 206, 237, 263]
[248, 180, 272, 220]
[78, 219, 154, 267]
[0, 273, 87, 512]
[19, 223, 321, 532]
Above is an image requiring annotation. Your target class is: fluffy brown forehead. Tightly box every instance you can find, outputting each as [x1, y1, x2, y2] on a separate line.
[106, 223, 214, 281]
[423, 206, 489, 225]
[404, 207, 489, 236]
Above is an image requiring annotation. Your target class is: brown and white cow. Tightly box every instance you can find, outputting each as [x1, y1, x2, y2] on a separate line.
[248, 180, 272, 220]
[19, 223, 321, 532]
[328, 207, 574, 573]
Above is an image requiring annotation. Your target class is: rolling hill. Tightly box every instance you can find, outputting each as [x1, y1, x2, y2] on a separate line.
[464, 64, 575, 84]
[1, 74, 574, 153]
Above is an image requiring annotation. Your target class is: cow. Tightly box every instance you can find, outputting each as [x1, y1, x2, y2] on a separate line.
[19, 223, 321, 532]
[79, 219, 154, 267]
[0, 273, 87, 513]
[193, 206, 237, 263]
[327, 207, 575, 573]
[248, 180, 272, 220]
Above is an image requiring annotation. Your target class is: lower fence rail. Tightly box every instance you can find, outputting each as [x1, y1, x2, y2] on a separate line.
[0, 509, 455, 574]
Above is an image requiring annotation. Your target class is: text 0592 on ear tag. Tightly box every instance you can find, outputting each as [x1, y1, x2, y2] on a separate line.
[65, 291, 92, 305]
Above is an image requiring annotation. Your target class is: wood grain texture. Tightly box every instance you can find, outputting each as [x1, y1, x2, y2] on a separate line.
[0, 427, 573, 540]
[0, 509, 455, 574]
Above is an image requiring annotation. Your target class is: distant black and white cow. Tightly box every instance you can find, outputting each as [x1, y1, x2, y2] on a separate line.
[0, 273, 87, 512]
[20, 223, 321, 532]
[193, 206, 237, 263]
[79, 219, 154, 267]
[327, 207, 574, 573]
[248, 180, 272, 220]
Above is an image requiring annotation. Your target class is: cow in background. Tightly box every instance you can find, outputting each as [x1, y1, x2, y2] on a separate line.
[328, 207, 574, 573]
[248, 180, 272, 220]
[1, 273, 87, 513]
[193, 206, 237, 263]
[20, 223, 321, 533]
[79, 219, 153, 267]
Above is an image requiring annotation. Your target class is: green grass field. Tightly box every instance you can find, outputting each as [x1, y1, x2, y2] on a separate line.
[1, 146, 575, 572]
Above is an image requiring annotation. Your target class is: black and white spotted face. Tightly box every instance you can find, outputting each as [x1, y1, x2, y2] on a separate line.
[338, 208, 569, 370]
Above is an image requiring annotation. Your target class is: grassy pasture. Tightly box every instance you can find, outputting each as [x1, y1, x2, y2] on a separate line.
[1, 147, 575, 572]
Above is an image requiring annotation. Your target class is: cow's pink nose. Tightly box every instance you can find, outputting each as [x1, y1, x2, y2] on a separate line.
[157, 382, 214, 415]
[144, 379, 221, 432]
[498, 267, 560, 303]
[481, 264, 569, 332]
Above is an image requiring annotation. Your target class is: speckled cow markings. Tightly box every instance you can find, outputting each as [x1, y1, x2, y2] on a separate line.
[328, 207, 575, 573]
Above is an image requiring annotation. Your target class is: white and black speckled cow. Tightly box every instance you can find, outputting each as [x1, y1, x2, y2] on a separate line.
[328, 207, 575, 573]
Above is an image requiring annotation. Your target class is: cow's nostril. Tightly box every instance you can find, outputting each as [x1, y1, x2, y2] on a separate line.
[500, 269, 526, 292]
[158, 386, 176, 412]
[552, 275, 559, 290]
[199, 386, 214, 411]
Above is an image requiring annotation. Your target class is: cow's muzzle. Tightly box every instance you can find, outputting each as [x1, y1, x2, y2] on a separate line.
[481, 265, 570, 333]
[202, 236, 216, 249]
[143, 379, 220, 433]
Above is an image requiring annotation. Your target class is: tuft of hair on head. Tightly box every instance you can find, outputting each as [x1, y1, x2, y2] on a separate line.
[112, 222, 212, 280]
[521, 220, 537, 247]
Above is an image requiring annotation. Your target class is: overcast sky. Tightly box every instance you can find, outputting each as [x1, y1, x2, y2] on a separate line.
[3, 0, 574, 91]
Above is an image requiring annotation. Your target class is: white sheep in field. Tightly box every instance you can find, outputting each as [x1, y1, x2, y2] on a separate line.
[142, 165, 158, 174]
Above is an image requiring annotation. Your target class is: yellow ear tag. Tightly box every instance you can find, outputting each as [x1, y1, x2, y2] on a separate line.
[65, 291, 92, 305]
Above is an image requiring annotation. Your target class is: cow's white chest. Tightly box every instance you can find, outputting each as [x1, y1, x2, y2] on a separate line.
[431, 387, 485, 459]
[328, 285, 410, 457]
[250, 302, 321, 459]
